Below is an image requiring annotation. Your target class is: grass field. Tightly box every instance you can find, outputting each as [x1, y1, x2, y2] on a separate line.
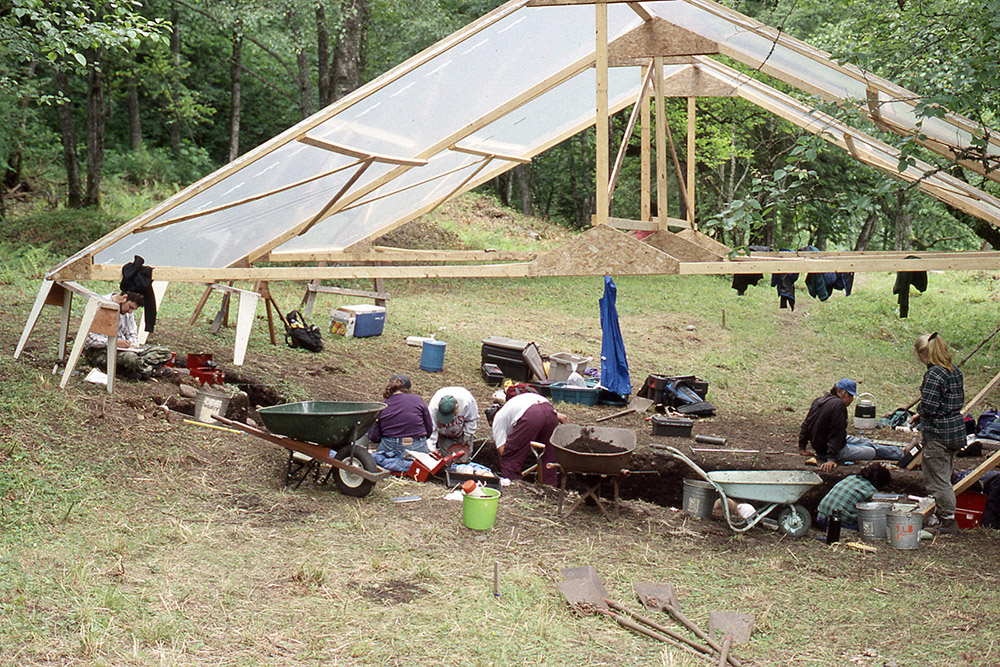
[2, 197, 1000, 666]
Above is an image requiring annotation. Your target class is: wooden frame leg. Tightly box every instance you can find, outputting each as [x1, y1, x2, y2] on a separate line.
[57, 288, 72, 360]
[61, 298, 100, 389]
[233, 291, 260, 366]
[189, 285, 215, 325]
[15, 280, 55, 359]
[106, 332, 117, 394]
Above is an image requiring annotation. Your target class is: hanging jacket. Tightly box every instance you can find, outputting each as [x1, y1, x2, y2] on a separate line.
[120, 255, 157, 333]
[893, 256, 927, 318]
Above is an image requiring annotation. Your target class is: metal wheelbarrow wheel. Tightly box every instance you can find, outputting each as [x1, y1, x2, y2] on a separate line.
[333, 445, 379, 497]
[776, 504, 811, 537]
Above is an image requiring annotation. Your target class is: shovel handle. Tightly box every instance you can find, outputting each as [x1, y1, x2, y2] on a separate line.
[605, 600, 712, 654]
[604, 611, 715, 663]
[597, 408, 636, 423]
[718, 635, 732, 667]
[666, 604, 742, 667]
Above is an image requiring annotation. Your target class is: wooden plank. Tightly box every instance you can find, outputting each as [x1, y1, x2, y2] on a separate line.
[609, 63, 654, 199]
[676, 228, 730, 255]
[607, 216, 658, 232]
[643, 229, 721, 262]
[272, 247, 537, 263]
[450, 144, 530, 163]
[530, 225, 679, 276]
[607, 17, 720, 63]
[56, 287, 72, 360]
[654, 56, 668, 227]
[15, 280, 56, 360]
[962, 369, 1000, 416]
[297, 135, 428, 167]
[953, 449, 1000, 495]
[686, 96, 696, 228]
[594, 2, 610, 226]
[307, 285, 392, 301]
[233, 290, 260, 367]
[640, 66, 651, 221]
[189, 285, 215, 326]
[61, 298, 100, 390]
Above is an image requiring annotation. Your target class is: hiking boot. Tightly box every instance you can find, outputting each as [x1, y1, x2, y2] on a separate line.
[928, 517, 959, 536]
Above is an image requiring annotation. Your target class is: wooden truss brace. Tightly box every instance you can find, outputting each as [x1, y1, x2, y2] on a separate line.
[187, 283, 263, 366]
[15, 281, 122, 393]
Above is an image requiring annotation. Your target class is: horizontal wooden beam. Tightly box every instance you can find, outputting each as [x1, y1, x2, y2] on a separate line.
[85, 263, 536, 282]
[297, 135, 428, 167]
[267, 247, 537, 263]
[450, 144, 531, 164]
[306, 285, 391, 300]
[678, 255, 1000, 274]
[526, 0, 654, 4]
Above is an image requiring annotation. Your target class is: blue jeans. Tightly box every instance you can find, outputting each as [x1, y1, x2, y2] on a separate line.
[372, 436, 430, 472]
[375, 436, 429, 455]
[837, 435, 903, 463]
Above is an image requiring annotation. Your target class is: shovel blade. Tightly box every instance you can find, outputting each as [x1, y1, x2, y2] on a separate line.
[708, 611, 755, 644]
[556, 578, 608, 610]
[632, 581, 681, 612]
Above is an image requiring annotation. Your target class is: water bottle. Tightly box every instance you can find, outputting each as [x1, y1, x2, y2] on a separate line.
[826, 509, 842, 544]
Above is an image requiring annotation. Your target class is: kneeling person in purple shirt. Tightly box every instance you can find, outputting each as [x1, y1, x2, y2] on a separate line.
[368, 374, 434, 472]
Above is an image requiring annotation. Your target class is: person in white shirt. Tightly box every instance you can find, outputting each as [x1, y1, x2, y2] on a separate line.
[83, 292, 172, 380]
[490, 391, 566, 486]
[427, 386, 479, 459]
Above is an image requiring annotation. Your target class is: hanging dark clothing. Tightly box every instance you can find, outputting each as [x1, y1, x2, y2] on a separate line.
[732, 274, 763, 295]
[771, 273, 797, 310]
[120, 255, 157, 333]
[893, 256, 927, 318]
[805, 272, 854, 301]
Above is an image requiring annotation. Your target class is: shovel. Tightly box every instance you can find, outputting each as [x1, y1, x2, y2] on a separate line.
[596, 396, 655, 423]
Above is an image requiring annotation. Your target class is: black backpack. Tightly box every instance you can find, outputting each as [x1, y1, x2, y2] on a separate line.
[285, 310, 323, 353]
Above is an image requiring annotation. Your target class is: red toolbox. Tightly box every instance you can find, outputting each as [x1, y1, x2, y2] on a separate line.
[955, 492, 986, 529]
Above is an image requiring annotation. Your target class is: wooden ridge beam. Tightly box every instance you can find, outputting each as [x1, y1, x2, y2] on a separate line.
[298, 136, 428, 166]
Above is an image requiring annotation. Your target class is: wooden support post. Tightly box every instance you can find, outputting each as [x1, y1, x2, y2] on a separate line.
[190, 285, 215, 325]
[233, 290, 260, 366]
[137, 280, 169, 345]
[687, 96, 697, 229]
[654, 56, 668, 228]
[61, 297, 119, 393]
[594, 2, 609, 226]
[56, 286, 72, 361]
[15, 280, 56, 359]
[301, 262, 328, 317]
[640, 63, 651, 222]
[255, 281, 279, 346]
[373, 278, 386, 308]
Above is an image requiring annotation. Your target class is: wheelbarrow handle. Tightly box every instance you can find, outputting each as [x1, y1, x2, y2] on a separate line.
[653, 445, 743, 533]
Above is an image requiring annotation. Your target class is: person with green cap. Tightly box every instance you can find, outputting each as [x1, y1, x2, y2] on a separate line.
[428, 386, 479, 459]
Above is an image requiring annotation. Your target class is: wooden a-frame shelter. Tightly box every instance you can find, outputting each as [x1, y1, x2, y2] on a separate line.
[16, 0, 1000, 391]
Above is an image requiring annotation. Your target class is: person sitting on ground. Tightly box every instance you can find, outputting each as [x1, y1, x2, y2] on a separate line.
[816, 462, 892, 530]
[427, 386, 479, 460]
[82, 291, 173, 380]
[489, 390, 567, 486]
[368, 374, 434, 472]
[798, 378, 902, 472]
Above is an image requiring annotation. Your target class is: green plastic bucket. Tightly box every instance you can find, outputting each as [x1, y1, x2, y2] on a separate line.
[462, 488, 501, 530]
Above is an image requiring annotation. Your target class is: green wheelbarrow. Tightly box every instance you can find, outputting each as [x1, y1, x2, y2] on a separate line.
[214, 401, 389, 498]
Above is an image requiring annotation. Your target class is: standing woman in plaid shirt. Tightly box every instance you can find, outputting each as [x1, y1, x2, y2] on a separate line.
[914, 332, 965, 535]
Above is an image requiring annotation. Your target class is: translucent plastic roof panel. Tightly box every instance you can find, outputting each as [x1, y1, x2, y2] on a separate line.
[307, 3, 644, 158]
[95, 161, 395, 267]
[655, 0, 1000, 169]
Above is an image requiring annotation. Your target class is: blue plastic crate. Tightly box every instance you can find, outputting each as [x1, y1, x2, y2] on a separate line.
[549, 381, 600, 406]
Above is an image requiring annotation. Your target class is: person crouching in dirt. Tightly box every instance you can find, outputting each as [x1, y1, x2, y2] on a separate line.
[427, 386, 479, 460]
[815, 462, 892, 530]
[82, 292, 173, 380]
[367, 374, 434, 473]
[489, 388, 567, 486]
[798, 378, 901, 472]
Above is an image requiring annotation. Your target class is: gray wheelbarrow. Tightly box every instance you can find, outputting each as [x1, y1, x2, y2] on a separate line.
[655, 445, 822, 537]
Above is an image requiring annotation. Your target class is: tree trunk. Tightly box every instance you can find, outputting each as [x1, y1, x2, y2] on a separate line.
[332, 0, 369, 100]
[169, 2, 182, 156]
[229, 32, 243, 161]
[853, 211, 879, 251]
[127, 75, 142, 150]
[316, 3, 332, 107]
[296, 48, 313, 118]
[54, 67, 83, 208]
[514, 164, 533, 215]
[890, 190, 911, 251]
[84, 50, 106, 208]
[494, 172, 510, 207]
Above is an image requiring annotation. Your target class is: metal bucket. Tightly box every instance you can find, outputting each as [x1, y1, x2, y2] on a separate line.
[856, 501, 892, 542]
[886, 508, 923, 550]
[683, 479, 718, 520]
[194, 386, 230, 424]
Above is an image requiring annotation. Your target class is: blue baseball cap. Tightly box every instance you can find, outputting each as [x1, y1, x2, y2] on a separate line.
[834, 378, 858, 396]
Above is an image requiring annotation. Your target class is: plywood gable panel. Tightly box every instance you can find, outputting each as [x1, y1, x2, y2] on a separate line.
[643, 230, 723, 262]
[530, 225, 679, 276]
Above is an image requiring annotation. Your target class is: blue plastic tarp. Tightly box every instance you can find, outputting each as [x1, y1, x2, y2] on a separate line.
[599, 275, 631, 396]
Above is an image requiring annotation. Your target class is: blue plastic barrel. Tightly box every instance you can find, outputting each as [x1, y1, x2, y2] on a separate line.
[419, 340, 446, 372]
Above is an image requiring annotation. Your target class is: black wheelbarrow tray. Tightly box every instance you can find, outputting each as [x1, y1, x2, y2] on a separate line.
[213, 401, 389, 497]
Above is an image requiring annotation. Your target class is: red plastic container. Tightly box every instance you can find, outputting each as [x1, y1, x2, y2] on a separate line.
[187, 353, 213, 369]
[956, 492, 986, 529]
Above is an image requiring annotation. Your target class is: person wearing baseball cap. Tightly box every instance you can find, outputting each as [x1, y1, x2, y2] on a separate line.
[427, 386, 479, 459]
[799, 378, 901, 472]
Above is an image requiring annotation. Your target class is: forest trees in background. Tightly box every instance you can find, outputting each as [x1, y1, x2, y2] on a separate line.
[0, 0, 998, 256]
